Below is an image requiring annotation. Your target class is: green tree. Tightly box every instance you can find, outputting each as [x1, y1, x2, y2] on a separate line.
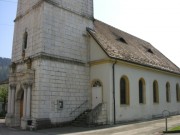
[0, 84, 8, 113]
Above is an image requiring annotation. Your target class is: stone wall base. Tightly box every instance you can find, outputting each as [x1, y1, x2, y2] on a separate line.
[30, 118, 71, 130]
[95, 103, 107, 125]
[21, 117, 32, 130]
[32, 118, 51, 130]
[5, 114, 16, 127]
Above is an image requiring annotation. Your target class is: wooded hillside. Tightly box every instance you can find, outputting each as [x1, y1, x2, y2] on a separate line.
[0, 57, 11, 82]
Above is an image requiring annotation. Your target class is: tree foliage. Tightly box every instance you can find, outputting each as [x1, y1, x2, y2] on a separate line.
[0, 85, 8, 101]
[0, 84, 8, 113]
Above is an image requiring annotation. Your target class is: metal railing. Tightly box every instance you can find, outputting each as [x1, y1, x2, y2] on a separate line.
[69, 100, 88, 117]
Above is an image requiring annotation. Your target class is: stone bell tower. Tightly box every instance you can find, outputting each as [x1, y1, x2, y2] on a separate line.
[6, 0, 93, 129]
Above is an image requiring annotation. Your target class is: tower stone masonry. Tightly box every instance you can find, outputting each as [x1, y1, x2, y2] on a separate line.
[6, 0, 94, 129]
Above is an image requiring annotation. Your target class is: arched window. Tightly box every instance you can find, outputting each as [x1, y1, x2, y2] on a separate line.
[92, 80, 102, 87]
[23, 31, 28, 50]
[176, 84, 180, 102]
[120, 76, 129, 105]
[153, 80, 159, 103]
[139, 78, 146, 104]
[166, 82, 170, 102]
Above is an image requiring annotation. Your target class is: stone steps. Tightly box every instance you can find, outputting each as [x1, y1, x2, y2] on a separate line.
[71, 110, 92, 127]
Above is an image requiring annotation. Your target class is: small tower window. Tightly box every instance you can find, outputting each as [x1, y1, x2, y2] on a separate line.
[23, 31, 28, 50]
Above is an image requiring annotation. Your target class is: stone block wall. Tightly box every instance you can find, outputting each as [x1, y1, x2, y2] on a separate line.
[12, 3, 43, 62]
[11, 0, 94, 128]
[42, 2, 93, 62]
[17, 0, 42, 16]
[47, 0, 93, 18]
[13, 1, 93, 63]
[31, 58, 90, 124]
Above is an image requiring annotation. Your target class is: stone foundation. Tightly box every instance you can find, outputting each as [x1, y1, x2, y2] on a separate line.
[95, 103, 107, 125]
[5, 114, 16, 127]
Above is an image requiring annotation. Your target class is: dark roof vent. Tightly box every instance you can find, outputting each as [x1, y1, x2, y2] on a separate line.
[147, 48, 153, 54]
[117, 37, 127, 44]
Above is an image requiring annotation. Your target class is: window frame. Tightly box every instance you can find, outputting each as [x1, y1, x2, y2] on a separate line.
[176, 84, 180, 102]
[153, 80, 159, 103]
[23, 31, 28, 51]
[120, 76, 130, 105]
[139, 78, 146, 104]
[166, 82, 170, 103]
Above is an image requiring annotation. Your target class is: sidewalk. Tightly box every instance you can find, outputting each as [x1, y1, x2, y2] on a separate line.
[37, 115, 180, 135]
[0, 115, 180, 135]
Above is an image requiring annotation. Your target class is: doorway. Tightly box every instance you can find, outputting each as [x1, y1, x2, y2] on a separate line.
[92, 80, 103, 109]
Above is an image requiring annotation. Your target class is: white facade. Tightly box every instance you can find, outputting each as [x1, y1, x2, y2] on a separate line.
[90, 36, 180, 124]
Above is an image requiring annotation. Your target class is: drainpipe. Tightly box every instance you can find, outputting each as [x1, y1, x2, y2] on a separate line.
[112, 60, 117, 124]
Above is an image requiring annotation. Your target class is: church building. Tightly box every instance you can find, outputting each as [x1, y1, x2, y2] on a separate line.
[6, 0, 180, 130]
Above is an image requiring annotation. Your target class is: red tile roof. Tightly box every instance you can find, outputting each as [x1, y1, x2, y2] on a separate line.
[87, 20, 180, 75]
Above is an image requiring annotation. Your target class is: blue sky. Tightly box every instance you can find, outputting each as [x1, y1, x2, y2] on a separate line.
[0, 0, 17, 59]
[0, 0, 180, 67]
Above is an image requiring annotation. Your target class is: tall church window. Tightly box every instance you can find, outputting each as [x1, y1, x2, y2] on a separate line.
[139, 78, 146, 104]
[120, 76, 129, 105]
[23, 31, 28, 50]
[153, 80, 159, 103]
[176, 84, 180, 102]
[166, 82, 170, 103]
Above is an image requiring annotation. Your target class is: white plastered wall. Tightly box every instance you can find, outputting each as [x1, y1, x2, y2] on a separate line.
[114, 62, 180, 122]
[90, 36, 180, 124]
[90, 36, 114, 124]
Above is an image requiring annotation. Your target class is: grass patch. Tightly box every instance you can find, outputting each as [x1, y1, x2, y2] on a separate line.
[170, 126, 180, 131]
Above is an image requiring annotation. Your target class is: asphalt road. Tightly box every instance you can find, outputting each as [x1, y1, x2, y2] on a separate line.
[0, 116, 180, 135]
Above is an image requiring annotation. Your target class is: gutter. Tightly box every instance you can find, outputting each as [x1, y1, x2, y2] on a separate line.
[112, 60, 117, 124]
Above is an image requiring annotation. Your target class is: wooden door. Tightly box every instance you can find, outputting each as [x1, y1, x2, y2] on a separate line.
[92, 87, 102, 109]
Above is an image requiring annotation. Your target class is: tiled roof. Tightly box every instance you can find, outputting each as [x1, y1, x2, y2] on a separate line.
[87, 20, 180, 75]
